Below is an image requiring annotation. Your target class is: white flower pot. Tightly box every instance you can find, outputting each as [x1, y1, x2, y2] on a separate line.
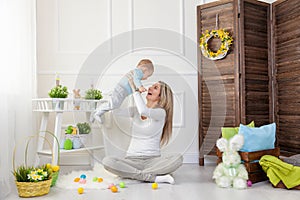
[88, 102, 97, 110]
[52, 99, 64, 110]
[78, 134, 89, 147]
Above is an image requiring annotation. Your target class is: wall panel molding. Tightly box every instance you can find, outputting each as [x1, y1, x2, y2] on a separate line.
[37, 70, 198, 76]
[130, 0, 186, 56]
[173, 91, 185, 128]
[56, 0, 113, 55]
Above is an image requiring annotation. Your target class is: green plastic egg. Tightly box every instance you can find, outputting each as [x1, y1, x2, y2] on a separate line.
[64, 139, 73, 150]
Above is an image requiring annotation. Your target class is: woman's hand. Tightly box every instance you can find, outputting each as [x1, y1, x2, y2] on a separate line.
[126, 70, 137, 92]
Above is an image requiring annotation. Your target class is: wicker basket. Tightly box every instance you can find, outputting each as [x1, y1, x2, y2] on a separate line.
[13, 132, 60, 197]
[15, 179, 52, 198]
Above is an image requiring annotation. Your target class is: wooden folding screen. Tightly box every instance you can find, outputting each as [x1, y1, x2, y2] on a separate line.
[197, 0, 272, 165]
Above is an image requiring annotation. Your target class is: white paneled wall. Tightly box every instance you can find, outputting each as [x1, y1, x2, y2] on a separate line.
[37, 0, 276, 164]
[36, 0, 219, 164]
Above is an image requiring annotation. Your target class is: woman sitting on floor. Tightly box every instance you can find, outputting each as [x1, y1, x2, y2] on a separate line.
[102, 74, 182, 184]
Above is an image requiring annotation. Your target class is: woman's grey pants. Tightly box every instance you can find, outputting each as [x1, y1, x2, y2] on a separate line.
[102, 154, 183, 182]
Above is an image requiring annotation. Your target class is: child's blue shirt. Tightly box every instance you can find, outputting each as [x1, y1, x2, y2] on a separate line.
[119, 68, 144, 94]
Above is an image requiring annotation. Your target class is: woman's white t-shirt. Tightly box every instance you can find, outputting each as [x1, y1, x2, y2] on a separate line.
[114, 92, 166, 157]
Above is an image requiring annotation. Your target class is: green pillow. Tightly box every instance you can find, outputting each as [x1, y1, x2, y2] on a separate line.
[221, 121, 255, 140]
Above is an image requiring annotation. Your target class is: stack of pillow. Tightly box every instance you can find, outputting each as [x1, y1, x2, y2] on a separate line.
[221, 121, 276, 152]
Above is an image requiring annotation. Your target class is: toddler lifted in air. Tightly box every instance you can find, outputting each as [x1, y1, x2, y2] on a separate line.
[90, 59, 154, 123]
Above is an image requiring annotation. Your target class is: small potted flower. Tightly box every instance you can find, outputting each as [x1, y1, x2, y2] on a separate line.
[85, 87, 102, 110]
[48, 75, 69, 110]
[48, 85, 69, 110]
[13, 165, 53, 197]
[77, 122, 91, 134]
[76, 122, 91, 147]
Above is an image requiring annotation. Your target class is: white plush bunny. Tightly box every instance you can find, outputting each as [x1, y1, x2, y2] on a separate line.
[212, 134, 249, 189]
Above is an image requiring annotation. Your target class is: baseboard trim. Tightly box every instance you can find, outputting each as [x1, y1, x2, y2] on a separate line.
[56, 152, 208, 165]
[183, 153, 199, 164]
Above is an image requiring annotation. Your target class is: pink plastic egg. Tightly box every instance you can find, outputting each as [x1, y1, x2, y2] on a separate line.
[247, 180, 252, 187]
[108, 183, 115, 189]
[79, 179, 87, 184]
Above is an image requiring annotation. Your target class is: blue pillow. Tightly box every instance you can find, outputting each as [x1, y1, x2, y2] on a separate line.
[238, 123, 276, 152]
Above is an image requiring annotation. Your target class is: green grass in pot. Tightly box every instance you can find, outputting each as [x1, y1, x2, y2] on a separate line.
[85, 88, 102, 100]
[77, 122, 91, 134]
[48, 85, 68, 98]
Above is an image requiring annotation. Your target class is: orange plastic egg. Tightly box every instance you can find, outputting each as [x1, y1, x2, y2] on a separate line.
[97, 178, 103, 182]
[74, 177, 80, 182]
[111, 185, 118, 193]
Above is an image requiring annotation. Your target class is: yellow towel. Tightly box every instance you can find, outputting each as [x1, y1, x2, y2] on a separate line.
[259, 155, 300, 189]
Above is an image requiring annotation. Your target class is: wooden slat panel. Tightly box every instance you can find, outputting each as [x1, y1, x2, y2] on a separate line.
[274, 0, 300, 155]
[198, 0, 237, 158]
[242, 0, 271, 125]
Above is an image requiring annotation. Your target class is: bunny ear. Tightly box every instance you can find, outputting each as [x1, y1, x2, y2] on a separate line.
[216, 138, 228, 152]
[229, 134, 244, 151]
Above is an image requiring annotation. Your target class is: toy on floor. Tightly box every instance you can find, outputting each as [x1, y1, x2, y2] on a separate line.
[119, 182, 125, 188]
[77, 187, 84, 194]
[110, 185, 118, 193]
[108, 183, 115, 189]
[74, 177, 80, 182]
[212, 134, 249, 189]
[77, 174, 87, 184]
[92, 177, 103, 183]
[98, 178, 103, 182]
[247, 180, 252, 187]
[79, 179, 87, 184]
[152, 182, 158, 190]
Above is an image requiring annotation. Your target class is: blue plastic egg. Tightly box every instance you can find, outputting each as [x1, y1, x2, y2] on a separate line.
[80, 174, 86, 179]
[72, 138, 82, 149]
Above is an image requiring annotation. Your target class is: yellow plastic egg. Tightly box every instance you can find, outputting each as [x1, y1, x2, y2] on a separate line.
[52, 165, 60, 172]
[46, 163, 51, 169]
[152, 182, 158, 190]
[78, 187, 84, 194]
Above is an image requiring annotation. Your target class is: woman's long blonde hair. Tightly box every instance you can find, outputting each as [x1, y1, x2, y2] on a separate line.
[158, 81, 173, 146]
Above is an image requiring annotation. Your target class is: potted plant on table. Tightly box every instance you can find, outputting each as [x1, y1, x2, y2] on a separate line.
[85, 87, 102, 110]
[76, 122, 91, 147]
[48, 75, 69, 110]
[77, 122, 91, 135]
[48, 85, 69, 110]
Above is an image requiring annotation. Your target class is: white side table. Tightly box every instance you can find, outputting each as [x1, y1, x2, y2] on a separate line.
[33, 98, 107, 165]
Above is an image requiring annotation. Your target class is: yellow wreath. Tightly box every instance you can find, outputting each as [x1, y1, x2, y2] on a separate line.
[199, 29, 233, 60]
